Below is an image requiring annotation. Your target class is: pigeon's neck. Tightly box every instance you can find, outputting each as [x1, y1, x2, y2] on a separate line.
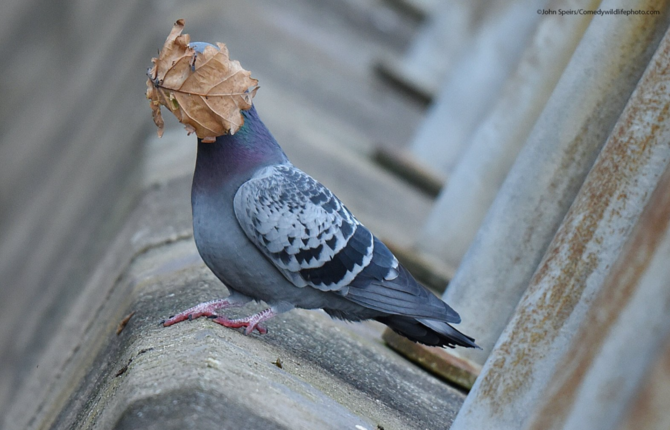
[193, 105, 288, 190]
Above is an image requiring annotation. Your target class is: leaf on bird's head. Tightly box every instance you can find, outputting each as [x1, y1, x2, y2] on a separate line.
[146, 19, 259, 142]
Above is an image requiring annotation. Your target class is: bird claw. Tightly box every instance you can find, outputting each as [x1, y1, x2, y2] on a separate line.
[251, 323, 268, 335]
[164, 302, 275, 335]
[161, 299, 239, 327]
[162, 312, 200, 327]
[209, 316, 267, 335]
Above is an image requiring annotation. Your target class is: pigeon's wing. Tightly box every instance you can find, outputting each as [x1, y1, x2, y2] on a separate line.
[234, 164, 460, 324]
[233, 164, 396, 293]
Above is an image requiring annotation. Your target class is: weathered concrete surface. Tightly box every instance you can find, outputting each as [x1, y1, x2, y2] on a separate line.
[442, 0, 670, 367]
[417, 0, 597, 271]
[6, 178, 466, 430]
[376, 0, 486, 102]
[619, 330, 670, 430]
[177, 0, 424, 152]
[524, 148, 670, 430]
[384, 0, 441, 21]
[518, 34, 670, 428]
[0, 0, 162, 420]
[407, 0, 547, 176]
[451, 13, 670, 430]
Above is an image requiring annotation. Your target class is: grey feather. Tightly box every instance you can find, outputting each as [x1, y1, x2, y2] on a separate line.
[234, 164, 381, 292]
[184, 102, 478, 349]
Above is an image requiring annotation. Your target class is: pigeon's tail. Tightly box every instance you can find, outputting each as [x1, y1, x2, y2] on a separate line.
[376, 315, 479, 349]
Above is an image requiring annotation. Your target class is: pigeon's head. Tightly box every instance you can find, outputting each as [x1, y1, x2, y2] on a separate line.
[189, 41, 217, 54]
[146, 20, 258, 141]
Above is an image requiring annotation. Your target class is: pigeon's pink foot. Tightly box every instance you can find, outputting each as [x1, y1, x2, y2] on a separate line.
[162, 298, 243, 327]
[209, 307, 276, 335]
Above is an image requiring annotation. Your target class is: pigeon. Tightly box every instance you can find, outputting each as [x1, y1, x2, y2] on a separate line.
[162, 45, 478, 349]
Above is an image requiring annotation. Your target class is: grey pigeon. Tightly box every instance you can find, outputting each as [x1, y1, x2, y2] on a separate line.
[162, 45, 478, 349]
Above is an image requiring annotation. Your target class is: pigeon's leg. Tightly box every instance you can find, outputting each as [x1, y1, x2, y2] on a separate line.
[210, 303, 291, 335]
[162, 291, 251, 327]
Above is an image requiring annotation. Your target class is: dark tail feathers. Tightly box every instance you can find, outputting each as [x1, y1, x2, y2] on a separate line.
[377, 315, 479, 349]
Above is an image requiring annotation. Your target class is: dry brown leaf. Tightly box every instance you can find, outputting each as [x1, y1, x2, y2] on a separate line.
[146, 19, 259, 141]
[116, 311, 135, 335]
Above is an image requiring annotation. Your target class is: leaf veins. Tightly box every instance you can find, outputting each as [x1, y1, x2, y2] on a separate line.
[146, 19, 259, 142]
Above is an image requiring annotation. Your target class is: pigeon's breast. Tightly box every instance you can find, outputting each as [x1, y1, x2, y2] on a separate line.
[191, 185, 314, 306]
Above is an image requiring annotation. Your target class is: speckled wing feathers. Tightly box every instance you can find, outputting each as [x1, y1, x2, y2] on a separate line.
[234, 164, 395, 292]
